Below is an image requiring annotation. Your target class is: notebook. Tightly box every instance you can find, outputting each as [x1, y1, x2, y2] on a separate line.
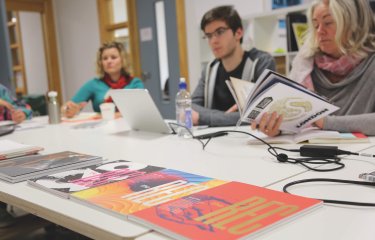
[110, 89, 172, 134]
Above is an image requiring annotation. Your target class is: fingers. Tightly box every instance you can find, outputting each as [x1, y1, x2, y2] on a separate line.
[11, 110, 26, 124]
[251, 121, 257, 130]
[192, 110, 199, 126]
[273, 114, 283, 132]
[62, 101, 80, 118]
[114, 112, 122, 118]
[225, 104, 238, 113]
[79, 102, 88, 109]
[0, 99, 14, 110]
[252, 112, 282, 137]
[314, 118, 325, 129]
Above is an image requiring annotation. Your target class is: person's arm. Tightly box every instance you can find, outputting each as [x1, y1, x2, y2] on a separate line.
[191, 63, 242, 126]
[71, 80, 95, 104]
[322, 114, 375, 136]
[61, 101, 86, 118]
[191, 67, 207, 124]
[11, 110, 27, 123]
[62, 80, 95, 118]
[192, 103, 240, 126]
[252, 112, 375, 136]
[191, 68, 206, 107]
[0, 85, 32, 120]
[253, 52, 276, 81]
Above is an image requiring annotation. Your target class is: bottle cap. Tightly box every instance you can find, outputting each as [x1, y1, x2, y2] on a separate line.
[179, 78, 187, 90]
[48, 91, 58, 97]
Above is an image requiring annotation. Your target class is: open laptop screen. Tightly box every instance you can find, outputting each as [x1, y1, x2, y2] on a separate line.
[110, 89, 172, 134]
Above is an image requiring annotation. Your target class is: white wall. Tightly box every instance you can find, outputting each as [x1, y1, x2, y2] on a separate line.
[53, 0, 100, 107]
[185, 0, 264, 91]
[51, 0, 264, 103]
[19, 12, 48, 95]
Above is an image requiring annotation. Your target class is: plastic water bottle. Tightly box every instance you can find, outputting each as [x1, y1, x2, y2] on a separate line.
[175, 78, 192, 138]
[47, 91, 61, 124]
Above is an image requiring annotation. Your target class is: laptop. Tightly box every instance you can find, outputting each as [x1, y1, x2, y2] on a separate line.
[110, 89, 173, 134]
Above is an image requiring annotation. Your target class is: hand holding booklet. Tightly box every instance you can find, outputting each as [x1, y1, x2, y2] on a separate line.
[226, 69, 339, 133]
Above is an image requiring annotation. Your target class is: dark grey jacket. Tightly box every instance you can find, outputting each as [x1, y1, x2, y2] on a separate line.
[192, 48, 275, 126]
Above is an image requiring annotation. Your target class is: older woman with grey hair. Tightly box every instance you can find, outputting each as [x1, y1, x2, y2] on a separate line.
[252, 0, 375, 136]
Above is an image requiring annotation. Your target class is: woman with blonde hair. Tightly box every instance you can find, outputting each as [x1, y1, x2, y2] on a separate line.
[253, 0, 375, 136]
[62, 41, 144, 118]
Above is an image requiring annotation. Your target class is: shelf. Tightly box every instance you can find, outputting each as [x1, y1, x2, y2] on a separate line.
[13, 65, 22, 71]
[271, 51, 299, 57]
[242, 3, 310, 76]
[10, 43, 19, 49]
[15, 87, 25, 94]
[7, 21, 16, 27]
[7, 10, 27, 96]
[245, 4, 309, 19]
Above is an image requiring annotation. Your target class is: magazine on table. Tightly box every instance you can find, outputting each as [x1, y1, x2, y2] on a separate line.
[0, 151, 102, 183]
[28, 160, 164, 198]
[129, 181, 322, 240]
[247, 128, 369, 144]
[0, 139, 43, 161]
[70, 168, 226, 219]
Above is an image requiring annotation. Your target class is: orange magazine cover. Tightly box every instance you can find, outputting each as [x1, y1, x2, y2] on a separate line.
[71, 169, 227, 219]
[130, 181, 322, 240]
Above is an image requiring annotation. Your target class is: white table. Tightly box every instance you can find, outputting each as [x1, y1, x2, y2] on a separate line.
[3, 119, 319, 187]
[257, 145, 375, 240]
[1, 117, 374, 239]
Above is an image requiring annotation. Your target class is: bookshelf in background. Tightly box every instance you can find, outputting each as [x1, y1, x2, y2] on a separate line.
[272, 0, 303, 10]
[244, 3, 309, 76]
[6, 10, 27, 97]
[273, 54, 287, 76]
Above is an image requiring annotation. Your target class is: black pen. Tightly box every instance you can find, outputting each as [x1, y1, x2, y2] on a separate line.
[193, 132, 228, 140]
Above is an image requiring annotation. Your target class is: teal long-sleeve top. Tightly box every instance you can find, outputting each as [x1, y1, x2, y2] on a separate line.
[0, 84, 32, 119]
[71, 77, 144, 112]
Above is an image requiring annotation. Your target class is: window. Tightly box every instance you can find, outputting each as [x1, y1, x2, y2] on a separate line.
[97, 0, 140, 77]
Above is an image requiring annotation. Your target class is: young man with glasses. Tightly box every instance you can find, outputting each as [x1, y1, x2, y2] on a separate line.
[192, 5, 275, 127]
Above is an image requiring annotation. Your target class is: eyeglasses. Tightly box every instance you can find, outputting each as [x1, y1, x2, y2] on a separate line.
[203, 27, 230, 40]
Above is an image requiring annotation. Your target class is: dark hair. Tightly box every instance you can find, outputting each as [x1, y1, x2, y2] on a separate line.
[200, 5, 243, 43]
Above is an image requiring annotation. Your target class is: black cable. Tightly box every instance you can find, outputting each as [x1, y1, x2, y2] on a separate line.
[167, 122, 178, 135]
[208, 130, 373, 206]
[193, 129, 346, 172]
[168, 122, 210, 149]
[173, 125, 375, 206]
[283, 178, 375, 207]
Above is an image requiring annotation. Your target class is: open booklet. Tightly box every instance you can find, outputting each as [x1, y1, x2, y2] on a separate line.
[225, 77, 255, 116]
[247, 128, 369, 144]
[226, 69, 339, 133]
[61, 112, 101, 123]
[0, 139, 44, 160]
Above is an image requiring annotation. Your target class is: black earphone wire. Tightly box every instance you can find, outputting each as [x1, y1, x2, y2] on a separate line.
[192, 129, 345, 172]
[169, 124, 375, 206]
[283, 178, 375, 206]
